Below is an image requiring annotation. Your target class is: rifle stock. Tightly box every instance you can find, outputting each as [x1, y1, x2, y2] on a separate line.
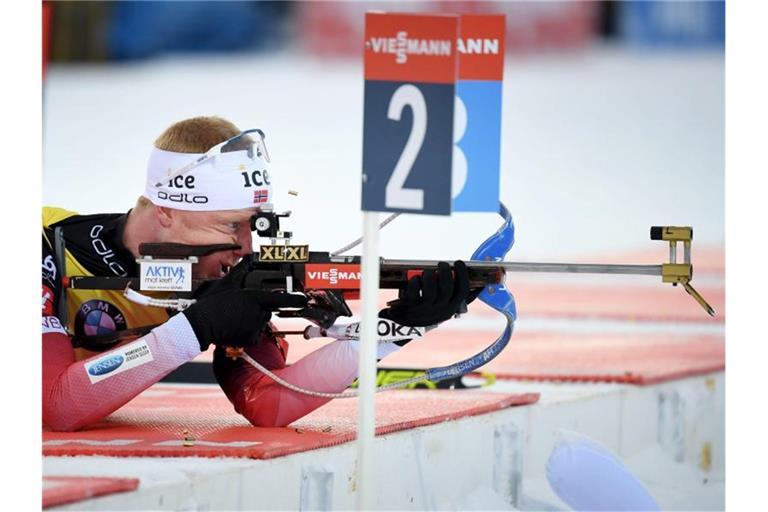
[66, 246, 503, 329]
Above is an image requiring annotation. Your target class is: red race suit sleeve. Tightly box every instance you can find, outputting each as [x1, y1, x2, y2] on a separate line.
[41, 238, 202, 431]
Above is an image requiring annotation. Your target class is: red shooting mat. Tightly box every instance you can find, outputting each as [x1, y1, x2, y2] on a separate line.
[42, 385, 538, 459]
[43, 476, 139, 509]
[505, 281, 724, 323]
[288, 330, 724, 385]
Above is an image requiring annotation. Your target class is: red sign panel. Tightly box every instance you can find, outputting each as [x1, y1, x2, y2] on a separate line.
[459, 15, 506, 81]
[305, 264, 362, 289]
[43, 2, 53, 79]
[364, 13, 459, 84]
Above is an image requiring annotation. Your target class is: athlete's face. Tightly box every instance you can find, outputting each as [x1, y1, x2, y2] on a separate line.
[161, 208, 257, 278]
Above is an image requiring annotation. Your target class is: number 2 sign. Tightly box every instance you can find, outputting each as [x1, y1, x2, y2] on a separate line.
[361, 13, 458, 215]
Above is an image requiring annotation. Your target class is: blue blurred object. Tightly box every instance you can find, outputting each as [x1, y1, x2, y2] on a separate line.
[620, 0, 724, 48]
[108, 1, 286, 60]
[546, 433, 660, 511]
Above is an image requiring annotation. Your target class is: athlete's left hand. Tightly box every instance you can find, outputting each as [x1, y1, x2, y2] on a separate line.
[382, 260, 470, 327]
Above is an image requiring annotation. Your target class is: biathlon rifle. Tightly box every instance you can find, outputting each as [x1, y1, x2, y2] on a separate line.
[66, 207, 715, 327]
[65, 205, 714, 381]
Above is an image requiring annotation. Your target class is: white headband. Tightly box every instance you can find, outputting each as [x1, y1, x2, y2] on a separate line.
[144, 147, 273, 211]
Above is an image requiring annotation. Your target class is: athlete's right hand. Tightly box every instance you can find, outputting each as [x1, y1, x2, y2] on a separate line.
[182, 289, 307, 351]
[192, 256, 253, 299]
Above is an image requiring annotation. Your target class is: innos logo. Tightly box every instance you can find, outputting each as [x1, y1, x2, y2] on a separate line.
[366, 31, 452, 64]
[87, 355, 125, 377]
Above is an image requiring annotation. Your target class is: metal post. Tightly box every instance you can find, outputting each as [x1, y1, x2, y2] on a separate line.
[356, 211, 380, 510]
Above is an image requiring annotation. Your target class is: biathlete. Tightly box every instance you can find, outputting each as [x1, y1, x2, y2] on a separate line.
[42, 116, 469, 431]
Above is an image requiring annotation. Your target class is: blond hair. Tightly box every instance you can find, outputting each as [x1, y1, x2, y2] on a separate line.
[154, 116, 241, 153]
[137, 116, 241, 210]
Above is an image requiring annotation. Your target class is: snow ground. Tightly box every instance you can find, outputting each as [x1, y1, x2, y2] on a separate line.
[42, 44, 724, 261]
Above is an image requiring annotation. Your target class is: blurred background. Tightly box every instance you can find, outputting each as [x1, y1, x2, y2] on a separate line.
[42, 0, 724, 263]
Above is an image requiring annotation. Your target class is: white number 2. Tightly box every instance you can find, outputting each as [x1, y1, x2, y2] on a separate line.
[385, 84, 427, 210]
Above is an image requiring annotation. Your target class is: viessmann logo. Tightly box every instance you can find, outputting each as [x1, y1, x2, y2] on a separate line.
[305, 264, 361, 289]
[366, 31, 452, 64]
[366, 33, 499, 64]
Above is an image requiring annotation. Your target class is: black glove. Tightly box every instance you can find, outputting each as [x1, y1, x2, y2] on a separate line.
[382, 260, 470, 327]
[183, 288, 307, 350]
[192, 255, 254, 299]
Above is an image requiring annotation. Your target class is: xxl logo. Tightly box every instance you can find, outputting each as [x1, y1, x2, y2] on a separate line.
[259, 245, 309, 262]
[87, 355, 125, 377]
[74, 299, 127, 337]
[305, 264, 361, 289]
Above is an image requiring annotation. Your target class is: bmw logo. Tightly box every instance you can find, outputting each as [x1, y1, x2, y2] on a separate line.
[74, 300, 127, 337]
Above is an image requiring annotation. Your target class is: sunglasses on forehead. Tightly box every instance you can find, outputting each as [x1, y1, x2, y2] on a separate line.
[154, 129, 271, 188]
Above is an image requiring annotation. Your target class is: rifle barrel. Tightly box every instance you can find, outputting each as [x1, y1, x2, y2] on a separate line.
[381, 260, 663, 277]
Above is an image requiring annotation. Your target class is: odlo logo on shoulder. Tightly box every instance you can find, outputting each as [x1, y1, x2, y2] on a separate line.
[87, 355, 125, 376]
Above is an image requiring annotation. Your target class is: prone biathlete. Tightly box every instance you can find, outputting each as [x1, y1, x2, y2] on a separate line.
[42, 116, 470, 431]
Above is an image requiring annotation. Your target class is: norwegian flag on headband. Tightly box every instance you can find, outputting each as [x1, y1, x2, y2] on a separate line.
[253, 189, 269, 204]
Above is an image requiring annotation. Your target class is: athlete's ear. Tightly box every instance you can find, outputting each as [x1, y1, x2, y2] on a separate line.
[155, 205, 174, 229]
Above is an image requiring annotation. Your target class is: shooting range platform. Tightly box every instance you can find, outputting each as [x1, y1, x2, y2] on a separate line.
[42, 256, 725, 510]
[43, 374, 724, 510]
